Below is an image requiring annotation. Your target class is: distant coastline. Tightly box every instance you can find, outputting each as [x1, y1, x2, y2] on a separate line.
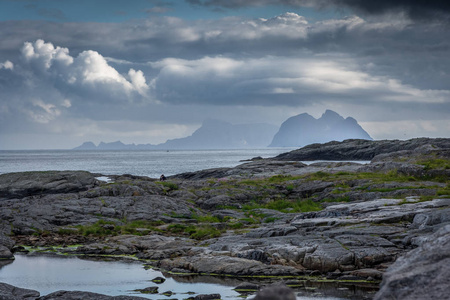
[73, 110, 372, 151]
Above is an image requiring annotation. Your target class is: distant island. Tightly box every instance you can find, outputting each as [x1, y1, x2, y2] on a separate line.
[269, 109, 372, 147]
[73, 110, 372, 150]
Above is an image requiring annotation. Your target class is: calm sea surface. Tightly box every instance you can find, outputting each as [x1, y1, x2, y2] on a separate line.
[0, 148, 295, 178]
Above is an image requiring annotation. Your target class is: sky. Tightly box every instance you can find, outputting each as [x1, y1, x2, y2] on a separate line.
[0, 0, 449, 150]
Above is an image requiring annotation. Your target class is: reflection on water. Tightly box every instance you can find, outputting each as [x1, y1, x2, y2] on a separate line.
[0, 255, 377, 299]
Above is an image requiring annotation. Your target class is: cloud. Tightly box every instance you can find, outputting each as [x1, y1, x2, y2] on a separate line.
[186, 0, 450, 21]
[0, 39, 151, 131]
[20, 39, 150, 102]
[0, 61, 13, 70]
[150, 55, 450, 109]
[145, 6, 173, 14]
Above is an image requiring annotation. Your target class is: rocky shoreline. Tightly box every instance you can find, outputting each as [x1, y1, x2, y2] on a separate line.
[0, 138, 449, 299]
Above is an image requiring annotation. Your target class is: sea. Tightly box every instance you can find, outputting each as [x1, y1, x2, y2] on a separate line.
[0, 148, 296, 177]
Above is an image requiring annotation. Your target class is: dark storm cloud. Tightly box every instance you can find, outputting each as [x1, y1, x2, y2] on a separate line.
[186, 0, 450, 21]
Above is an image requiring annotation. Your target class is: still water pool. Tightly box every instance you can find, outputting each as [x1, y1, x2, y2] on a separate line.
[0, 255, 364, 299]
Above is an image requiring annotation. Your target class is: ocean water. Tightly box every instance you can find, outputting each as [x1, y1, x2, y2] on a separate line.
[0, 148, 295, 178]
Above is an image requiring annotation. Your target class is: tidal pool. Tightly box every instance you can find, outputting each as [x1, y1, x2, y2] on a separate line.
[0, 255, 376, 299]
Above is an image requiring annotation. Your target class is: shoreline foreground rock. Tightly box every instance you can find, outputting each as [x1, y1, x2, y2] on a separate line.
[0, 138, 449, 299]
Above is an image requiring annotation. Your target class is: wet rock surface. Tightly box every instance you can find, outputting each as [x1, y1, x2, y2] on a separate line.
[0, 138, 449, 299]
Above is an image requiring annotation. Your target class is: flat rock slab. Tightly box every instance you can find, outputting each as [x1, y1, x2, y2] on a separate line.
[0, 171, 97, 199]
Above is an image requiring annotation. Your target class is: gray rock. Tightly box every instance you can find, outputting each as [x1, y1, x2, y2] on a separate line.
[0, 233, 14, 260]
[0, 171, 97, 199]
[374, 225, 450, 300]
[0, 282, 40, 300]
[274, 138, 450, 161]
[38, 290, 149, 299]
[134, 286, 158, 294]
[158, 255, 303, 276]
[191, 294, 221, 300]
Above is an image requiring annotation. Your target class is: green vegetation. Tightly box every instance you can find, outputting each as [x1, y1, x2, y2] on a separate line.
[241, 198, 322, 214]
[192, 214, 222, 223]
[156, 181, 179, 191]
[417, 158, 450, 170]
[189, 225, 222, 240]
[167, 223, 222, 240]
[58, 219, 164, 237]
[322, 196, 351, 203]
[437, 184, 450, 196]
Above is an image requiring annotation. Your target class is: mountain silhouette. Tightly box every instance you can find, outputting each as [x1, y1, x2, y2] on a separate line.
[269, 110, 372, 147]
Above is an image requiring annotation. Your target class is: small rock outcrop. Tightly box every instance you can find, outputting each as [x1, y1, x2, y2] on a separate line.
[275, 137, 450, 161]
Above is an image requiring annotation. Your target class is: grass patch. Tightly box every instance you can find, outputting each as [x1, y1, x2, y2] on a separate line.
[321, 196, 351, 203]
[264, 217, 280, 223]
[189, 225, 222, 240]
[192, 214, 221, 223]
[61, 219, 165, 237]
[437, 185, 450, 196]
[156, 181, 179, 191]
[417, 158, 450, 170]
[242, 198, 322, 213]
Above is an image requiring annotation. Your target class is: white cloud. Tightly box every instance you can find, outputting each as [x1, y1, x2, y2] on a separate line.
[0, 60, 14, 70]
[19, 40, 150, 103]
[151, 55, 450, 106]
